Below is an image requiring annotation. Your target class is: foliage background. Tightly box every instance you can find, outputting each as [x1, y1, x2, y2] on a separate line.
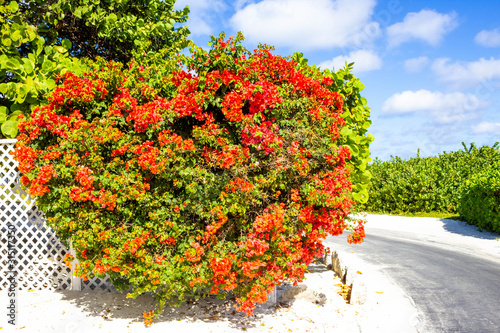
[362, 142, 500, 232]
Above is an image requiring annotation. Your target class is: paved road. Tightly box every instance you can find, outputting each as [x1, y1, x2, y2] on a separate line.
[324, 215, 500, 333]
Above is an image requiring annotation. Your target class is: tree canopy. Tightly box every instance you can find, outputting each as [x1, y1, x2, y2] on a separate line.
[0, 0, 190, 137]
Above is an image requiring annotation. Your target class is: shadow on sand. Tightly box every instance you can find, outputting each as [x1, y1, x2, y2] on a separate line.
[54, 288, 284, 330]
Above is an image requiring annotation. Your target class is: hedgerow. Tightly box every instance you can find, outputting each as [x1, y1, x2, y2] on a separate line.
[458, 161, 500, 233]
[362, 142, 500, 214]
[13, 33, 370, 324]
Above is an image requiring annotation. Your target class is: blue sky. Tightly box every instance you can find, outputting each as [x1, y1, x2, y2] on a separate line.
[174, 0, 500, 160]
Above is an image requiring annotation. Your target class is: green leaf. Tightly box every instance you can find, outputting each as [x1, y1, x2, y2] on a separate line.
[1, 120, 18, 138]
[54, 45, 66, 53]
[27, 29, 37, 42]
[9, 110, 22, 121]
[2, 37, 12, 47]
[340, 126, 353, 137]
[35, 37, 44, 56]
[21, 58, 34, 73]
[62, 39, 72, 50]
[8, 1, 19, 13]
[11, 29, 21, 41]
[42, 60, 55, 71]
[0, 106, 7, 123]
[5, 57, 21, 70]
[45, 78, 56, 90]
[0, 83, 8, 94]
[15, 84, 28, 103]
[10, 104, 22, 112]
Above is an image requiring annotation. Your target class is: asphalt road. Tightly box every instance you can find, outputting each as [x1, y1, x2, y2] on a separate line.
[324, 218, 500, 333]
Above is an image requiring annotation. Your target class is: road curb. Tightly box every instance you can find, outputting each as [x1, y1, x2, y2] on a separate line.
[324, 248, 368, 305]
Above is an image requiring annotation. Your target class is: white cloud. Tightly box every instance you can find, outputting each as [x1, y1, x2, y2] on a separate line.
[472, 121, 500, 134]
[382, 89, 489, 123]
[432, 57, 500, 90]
[229, 0, 381, 50]
[387, 10, 458, 47]
[404, 56, 429, 73]
[175, 0, 227, 36]
[319, 49, 382, 73]
[475, 28, 500, 47]
[234, 0, 253, 10]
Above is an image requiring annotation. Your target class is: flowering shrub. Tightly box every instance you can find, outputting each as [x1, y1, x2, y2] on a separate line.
[13, 33, 369, 324]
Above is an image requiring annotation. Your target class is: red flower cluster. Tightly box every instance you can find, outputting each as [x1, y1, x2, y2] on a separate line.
[225, 177, 253, 193]
[241, 120, 283, 154]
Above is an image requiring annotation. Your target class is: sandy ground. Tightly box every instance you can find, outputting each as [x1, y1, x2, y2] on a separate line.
[1, 263, 419, 333]
[10, 214, 487, 332]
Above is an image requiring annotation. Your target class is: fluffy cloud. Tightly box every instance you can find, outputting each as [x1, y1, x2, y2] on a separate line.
[432, 57, 500, 90]
[404, 56, 429, 73]
[475, 28, 500, 47]
[382, 89, 489, 123]
[472, 121, 500, 134]
[319, 49, 382, 73]
[387, 10, 458, 47]
[175, 0, 227, 36]
[229, 0, 380, 50]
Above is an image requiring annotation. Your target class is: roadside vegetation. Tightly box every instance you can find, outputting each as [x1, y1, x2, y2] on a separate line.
[361, 142, 500, 233]
[6, 0, 374, 325]
[367, 210, 461, 220]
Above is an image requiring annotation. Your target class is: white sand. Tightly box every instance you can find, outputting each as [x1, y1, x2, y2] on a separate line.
[1, 262, 419, 333]
[16, 213, 499, 332]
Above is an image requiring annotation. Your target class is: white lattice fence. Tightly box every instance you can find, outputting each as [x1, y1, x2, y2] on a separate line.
[0, 139, 114, 291]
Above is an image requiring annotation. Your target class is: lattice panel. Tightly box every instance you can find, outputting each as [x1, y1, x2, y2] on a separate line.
[0, 140, 71, 290]
[0, 140, 118, 292]
[83, 275, 115, 292]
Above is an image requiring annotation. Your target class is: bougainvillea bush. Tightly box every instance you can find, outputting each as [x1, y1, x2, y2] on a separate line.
[13, 33, 370, 324]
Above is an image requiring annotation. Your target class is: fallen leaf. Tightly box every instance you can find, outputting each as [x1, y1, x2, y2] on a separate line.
[28, 289, 35, 292]
[376, 291, 383, 294]
[357, 271, 362, 274]
[62, 311, 65, 315]
[260, 323, 265, 326]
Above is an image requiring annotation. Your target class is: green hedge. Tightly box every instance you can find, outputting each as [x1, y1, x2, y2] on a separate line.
[458, 162, 500, 233]
[362, 142, 500, 214]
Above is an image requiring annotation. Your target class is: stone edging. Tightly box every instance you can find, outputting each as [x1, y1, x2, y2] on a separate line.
[323, 248, 367, 305]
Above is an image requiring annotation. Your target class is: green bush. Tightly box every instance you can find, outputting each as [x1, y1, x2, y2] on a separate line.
[458, 162, 500, 233]
[363, 142, 500, 214]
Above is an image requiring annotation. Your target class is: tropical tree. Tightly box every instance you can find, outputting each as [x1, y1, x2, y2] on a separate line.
[0, 0, 190, 137]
